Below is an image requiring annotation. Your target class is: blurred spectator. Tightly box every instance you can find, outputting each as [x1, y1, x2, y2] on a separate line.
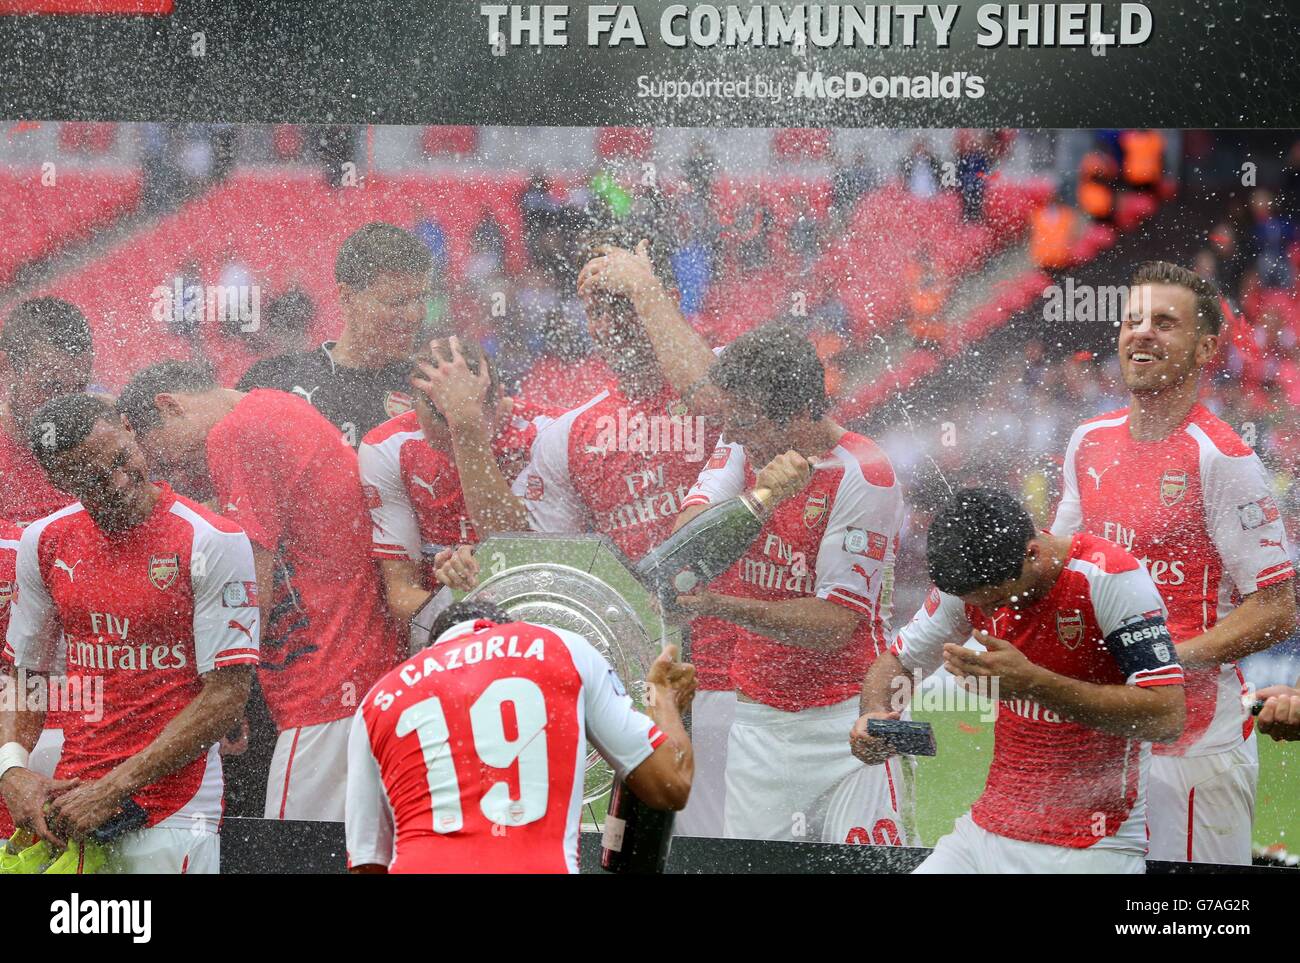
[313, 125, 357, 188]
[788, 197, 823, 271]
[1208, 222, 1250, 294]
[955, 129, 993, 222]
[1249, 189, 1295, 291]
[469, 208, 508, 278]
[1077, 148, 1118, 223]
[905, 250, 950, 346]
[730, 199, 774, 273]
[1119, 128, 1165, 193]
[900, 140, 941, 198]
[1029, 190, 1081, 274]
[831, 148, 879, 221]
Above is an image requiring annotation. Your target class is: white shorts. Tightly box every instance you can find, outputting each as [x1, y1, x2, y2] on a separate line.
[265, 717, 351, 822]
[107, 826, 220, 874]
[723, 695, 916, 845]
[915, 812, 1145, 874]
[1147, 735, 1258, 865]
[674, 690, 736, 838]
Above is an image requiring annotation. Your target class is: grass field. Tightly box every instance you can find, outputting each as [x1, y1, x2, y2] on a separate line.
[912, 709, 1299, 852]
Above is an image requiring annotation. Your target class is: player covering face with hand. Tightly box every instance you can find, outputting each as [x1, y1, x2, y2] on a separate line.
[854, 488, 1185, 874]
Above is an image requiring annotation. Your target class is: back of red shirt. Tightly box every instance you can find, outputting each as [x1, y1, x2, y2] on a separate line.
[207, 389, 400, 730]
[346, 619, 664, 874]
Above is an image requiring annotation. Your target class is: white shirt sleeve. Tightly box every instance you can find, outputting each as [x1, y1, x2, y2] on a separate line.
[552, 627, 665, 781]
[190, 523, 261, 675]
[510, 406, 594, 535]
[814, 467, 907, 632]
[890, 586, 974, 677]
[681, 438, 746, 510]
[1050, 424, 1085, 537]
[1200, 447, 1295, 594]
[358, 438, 422, 561]
[344, 708, 396, 870]
[4, 519, 61, 673]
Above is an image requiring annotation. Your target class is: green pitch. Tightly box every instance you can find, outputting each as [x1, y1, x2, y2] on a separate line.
[912, 709, 1300, 852]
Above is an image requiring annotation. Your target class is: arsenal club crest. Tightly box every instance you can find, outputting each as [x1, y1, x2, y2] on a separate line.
[384, 390, 415, 418]
[149, 553, 180, 592]
[1055, 609, 1084, 649]
[0, 580, 12, 611]
[1159, 469, 1187, 507]
[803, 492, 828, 528]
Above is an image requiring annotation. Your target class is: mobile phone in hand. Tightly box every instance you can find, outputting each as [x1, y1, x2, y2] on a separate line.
[867, 719, 937, 757]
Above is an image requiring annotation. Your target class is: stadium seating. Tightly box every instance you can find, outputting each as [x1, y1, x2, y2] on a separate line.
[0, 167, 140, 284]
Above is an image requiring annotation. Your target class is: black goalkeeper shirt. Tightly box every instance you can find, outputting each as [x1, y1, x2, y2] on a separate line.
[237, 341, 416, 447]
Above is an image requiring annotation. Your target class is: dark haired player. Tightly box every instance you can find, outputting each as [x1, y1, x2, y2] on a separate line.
[0, 395, 258, 872]
[239, 221, 435, 446]
[117, 361, 399, 821]
[1051, 261, 1296, 864]
[344, 592, 697, 874]
[358, 337, 556, 626]
[853, 488, 1185, 873]
[577, 243, 910, 842]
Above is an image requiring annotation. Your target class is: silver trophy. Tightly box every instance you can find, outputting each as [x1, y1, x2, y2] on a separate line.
[411, 533, 681, 808]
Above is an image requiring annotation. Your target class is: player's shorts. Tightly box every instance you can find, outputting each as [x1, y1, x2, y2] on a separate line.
[915, 812, 1145, 874]
[1147, 734, 1258, 865]
[722, 695, 916, 845]
[265, 716, 351, 822]
[106, 826, 220, 874]
[674, 689, 736, 838]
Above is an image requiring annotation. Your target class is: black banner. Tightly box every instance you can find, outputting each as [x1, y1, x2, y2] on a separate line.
[0, 0, 1298, 126]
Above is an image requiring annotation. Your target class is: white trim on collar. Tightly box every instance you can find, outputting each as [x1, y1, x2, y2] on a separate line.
[432, 618, 482, 646]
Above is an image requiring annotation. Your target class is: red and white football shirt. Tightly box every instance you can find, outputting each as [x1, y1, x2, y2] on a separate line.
[344, 618, 664, 874]
[1051, 403, 1295, 756]
[207, 389, 400, 731]
[893, 533, 1183, 853]
[679, 432, 905, 711]
[3, 485, 260, 830]
[357, 398, 556, 561]
[510, 382, 732, 689]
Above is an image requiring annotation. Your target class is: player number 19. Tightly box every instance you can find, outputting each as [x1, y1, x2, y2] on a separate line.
[395, 678, 550, 833]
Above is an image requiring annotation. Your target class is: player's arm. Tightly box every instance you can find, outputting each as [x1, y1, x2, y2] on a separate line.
[577, 241, 724, 424]
[622, 647, 695, 811]
[577, 636, 695, 812]
[344, 708, 395, 873]
[685, 593, 863, 652]
[1180, 449, 1299, 667]
[851, 586, 971, 765]
[377, 558, 433, 626]
[410, 338, 531, 536]
[961, 640, 1184, 742]
[1176, 581, 1297, 669]
[0, 526, 76, 845]
[49, 665, 255, 840]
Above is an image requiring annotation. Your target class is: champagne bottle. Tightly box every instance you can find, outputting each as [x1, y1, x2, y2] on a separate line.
[599, 776, 675, 874]
[634, 486, 775, 609]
